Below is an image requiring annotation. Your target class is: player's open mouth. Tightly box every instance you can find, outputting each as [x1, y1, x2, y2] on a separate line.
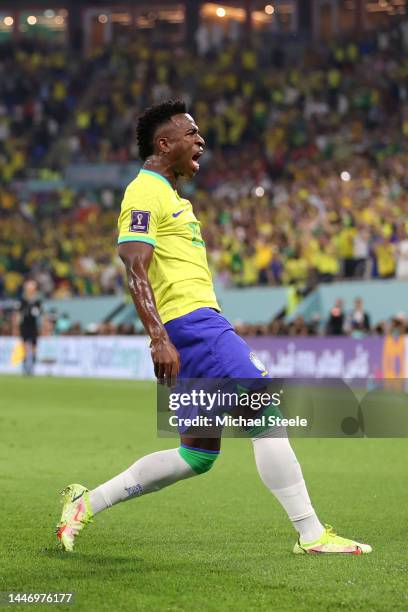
[191, 152, 202, 171]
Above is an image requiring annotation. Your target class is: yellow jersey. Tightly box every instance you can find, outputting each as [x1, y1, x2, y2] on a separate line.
[117, 169, 219, 324]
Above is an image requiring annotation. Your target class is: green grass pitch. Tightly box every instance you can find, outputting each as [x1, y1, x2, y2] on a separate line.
[1, 375, 407, 612]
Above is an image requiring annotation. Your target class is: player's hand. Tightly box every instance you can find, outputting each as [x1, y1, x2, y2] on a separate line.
[150, 335, 180, 387]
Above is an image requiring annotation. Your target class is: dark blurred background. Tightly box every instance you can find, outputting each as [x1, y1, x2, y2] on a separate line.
[1, 0, 408, 339]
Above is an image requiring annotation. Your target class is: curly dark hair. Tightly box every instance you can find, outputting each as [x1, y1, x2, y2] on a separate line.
[136, 99, 187, 161]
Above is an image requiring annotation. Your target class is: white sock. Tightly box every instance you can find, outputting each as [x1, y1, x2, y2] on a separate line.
[252, 436, 324, 543]
[89, 448, 195, 515]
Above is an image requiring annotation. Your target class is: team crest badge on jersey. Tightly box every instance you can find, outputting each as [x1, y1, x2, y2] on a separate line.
[129, 210, 150, 233]
[249, 352, 268, 376]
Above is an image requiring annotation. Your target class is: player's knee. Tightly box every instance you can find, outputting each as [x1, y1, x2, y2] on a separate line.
[178, 445, 219, 475]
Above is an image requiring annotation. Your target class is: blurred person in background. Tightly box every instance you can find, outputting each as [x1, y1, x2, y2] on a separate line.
[12, 279, 42, 375]
[395, 225, 408, 280]
[326, 298, 345, 336]
[389, 313, 406, 337]
[352, 225, 371, 278]
[55, 312, 71, 335]
[345, 298, 371, 336]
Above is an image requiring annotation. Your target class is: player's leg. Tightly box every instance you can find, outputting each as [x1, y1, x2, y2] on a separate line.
[209, 315, 372, 553]
[57, 309, 224, 551]
[22, 339, 35, 375]
[22, 340, 28, 374]
[235, 396, 325, 544]
[28, 337, 37, 375]
[57, 437, 221, 551]
[252, 429, 324, 542]
[252, 431, 371, 553]
[178, 435, 221, 475]
[89, 436, 220, 513]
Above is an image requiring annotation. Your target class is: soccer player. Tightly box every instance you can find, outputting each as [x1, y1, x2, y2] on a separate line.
[13, 279, 42, 375]
[57, 100, 371, 555]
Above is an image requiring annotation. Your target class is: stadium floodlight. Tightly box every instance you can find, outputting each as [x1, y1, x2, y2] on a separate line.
[4, 16, 13, 26]
[340, 171, 351, 182]
[265, 4, 275, 14]
[27, 15, 37, 25]
[216, 7, 226, 17]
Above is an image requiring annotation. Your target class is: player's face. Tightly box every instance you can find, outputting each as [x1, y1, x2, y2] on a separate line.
[166, 114, 205, 178]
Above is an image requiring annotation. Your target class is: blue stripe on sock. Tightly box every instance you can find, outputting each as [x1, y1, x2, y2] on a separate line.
[180, 444, 220, 454]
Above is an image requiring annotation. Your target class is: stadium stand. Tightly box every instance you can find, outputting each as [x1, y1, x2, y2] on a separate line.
[1, 21, 408, 335]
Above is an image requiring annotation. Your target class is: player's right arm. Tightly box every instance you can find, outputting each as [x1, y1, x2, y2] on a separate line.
[118, 241, 180, 385]
[117, 187, 179, 385]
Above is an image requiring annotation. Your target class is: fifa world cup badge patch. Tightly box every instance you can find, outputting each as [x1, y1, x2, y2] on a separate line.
[129, 210, 150, 233]
[249, 352, 268, 375]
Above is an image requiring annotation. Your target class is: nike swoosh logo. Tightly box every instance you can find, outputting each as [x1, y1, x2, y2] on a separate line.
[72, 492, 84, 502]
[172, 209, 185, 218]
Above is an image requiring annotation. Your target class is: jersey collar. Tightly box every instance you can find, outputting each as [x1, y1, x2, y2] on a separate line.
[140, 169, 174, 190]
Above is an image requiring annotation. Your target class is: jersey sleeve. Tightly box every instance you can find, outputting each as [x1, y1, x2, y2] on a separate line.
[117, 188, 162, 247]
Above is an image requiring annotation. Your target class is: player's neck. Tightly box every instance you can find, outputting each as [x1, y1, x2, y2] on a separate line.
[143, 159, 177, 190]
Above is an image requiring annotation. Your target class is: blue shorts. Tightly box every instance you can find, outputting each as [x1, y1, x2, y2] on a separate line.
[165, 308, 269, 379]
[164, 309, 272, 435]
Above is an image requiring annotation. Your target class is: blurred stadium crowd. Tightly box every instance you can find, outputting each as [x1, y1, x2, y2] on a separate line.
[1, 294, 407, 338]
[1, 22, 408, 302]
